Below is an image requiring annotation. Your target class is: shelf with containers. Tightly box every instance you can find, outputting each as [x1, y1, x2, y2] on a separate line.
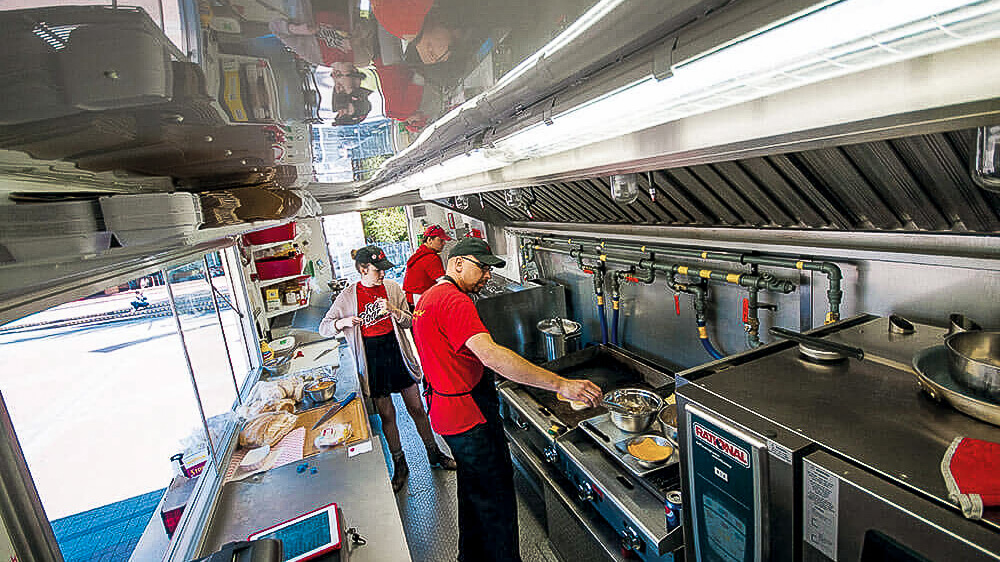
[241, 221, 313, 336]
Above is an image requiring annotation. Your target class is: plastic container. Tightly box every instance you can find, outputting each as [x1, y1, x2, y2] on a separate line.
[255, 253, 303, 280]
[100, 192, 203, 246]
[243, 222, 296, 245]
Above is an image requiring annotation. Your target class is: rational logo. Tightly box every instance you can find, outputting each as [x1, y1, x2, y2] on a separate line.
[694, 423, 751, 468]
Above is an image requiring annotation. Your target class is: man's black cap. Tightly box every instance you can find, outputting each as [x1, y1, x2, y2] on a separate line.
[355, 245, 394, 270]
[449, 237, 506, 268]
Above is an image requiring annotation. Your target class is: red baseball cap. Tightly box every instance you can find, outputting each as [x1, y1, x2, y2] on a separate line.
[423, 225, 452, 240]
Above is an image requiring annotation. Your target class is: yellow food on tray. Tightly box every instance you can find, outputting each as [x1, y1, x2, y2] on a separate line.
[627, 437, 673, 462]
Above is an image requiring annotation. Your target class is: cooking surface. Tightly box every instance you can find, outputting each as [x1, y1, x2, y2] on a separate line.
[695, 317, 1000, 528]
[521, 345, 673, 428]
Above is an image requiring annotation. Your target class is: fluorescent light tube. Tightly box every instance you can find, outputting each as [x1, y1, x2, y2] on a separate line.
[495, 0, 1000, 160]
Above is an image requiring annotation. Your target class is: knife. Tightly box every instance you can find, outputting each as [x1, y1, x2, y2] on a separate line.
[311, 392, 357, 430]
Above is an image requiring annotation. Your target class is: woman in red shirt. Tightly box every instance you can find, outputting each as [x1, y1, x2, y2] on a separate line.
[319, 245, 455, 492]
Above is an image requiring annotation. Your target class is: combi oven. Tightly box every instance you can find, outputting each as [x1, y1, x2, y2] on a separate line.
[676, 315, 1000, 561]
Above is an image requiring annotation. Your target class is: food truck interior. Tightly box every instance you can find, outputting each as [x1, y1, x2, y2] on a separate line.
[0, 0, 998, 561]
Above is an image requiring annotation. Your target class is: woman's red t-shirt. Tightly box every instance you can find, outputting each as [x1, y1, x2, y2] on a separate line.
[356, 283, 394, 338]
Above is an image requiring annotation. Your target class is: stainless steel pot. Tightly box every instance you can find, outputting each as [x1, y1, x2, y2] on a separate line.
[945, 331, 1000, 400]
[604, 388, 663, 433]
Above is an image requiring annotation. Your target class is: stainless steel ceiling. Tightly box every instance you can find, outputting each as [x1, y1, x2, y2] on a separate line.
[473, 128, 1000, 233]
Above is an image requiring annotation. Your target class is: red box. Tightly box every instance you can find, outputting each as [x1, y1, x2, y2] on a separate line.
[255, 253, 304, 280]
[243, 222, 296, 245]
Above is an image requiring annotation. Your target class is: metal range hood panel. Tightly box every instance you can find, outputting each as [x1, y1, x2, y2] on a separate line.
[453, 127, 1000, 234]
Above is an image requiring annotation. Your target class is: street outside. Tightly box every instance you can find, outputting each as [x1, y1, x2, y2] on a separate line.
[0, 281, 249, 521]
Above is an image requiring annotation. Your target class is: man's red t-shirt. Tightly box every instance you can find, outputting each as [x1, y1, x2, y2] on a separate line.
[374, 59, 423, 122]
[403, 244, 445, 305]
[356, 283, 393, 338]
[412, 282, 489, 435]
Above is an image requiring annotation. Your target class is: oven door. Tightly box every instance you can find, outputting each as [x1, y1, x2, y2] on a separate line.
[683, 402, 770, 562]
[802, 450, 1000, 562]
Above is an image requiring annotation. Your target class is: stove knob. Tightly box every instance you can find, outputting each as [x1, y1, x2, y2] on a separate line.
[577, 481, 596, 503]
[621, 525, 643, 552]
[543, 446, 559, 464]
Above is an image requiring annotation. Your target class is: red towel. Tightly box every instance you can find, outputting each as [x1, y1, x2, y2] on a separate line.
[941, 436, 1000, 519]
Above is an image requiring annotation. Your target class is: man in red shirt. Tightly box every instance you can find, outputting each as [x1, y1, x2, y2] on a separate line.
[412, 238, 602, 562]
[402, 224, 451, 306]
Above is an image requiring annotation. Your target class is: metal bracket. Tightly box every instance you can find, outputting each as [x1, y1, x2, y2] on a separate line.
[542, 98, 557, 126]
[652, 37, 678, 81]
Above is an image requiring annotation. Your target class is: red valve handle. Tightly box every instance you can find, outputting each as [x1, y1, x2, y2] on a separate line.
[625, 276, 639, 283]
[674, 294, 681, 315]
[742, 298, 750, 323]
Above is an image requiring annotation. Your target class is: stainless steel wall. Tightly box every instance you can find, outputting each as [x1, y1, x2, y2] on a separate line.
[523, 231, 999, 370]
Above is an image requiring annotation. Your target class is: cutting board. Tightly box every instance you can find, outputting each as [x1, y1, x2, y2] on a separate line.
[293, 398, 370, 457]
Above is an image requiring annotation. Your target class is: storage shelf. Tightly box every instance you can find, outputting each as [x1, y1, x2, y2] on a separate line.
[248, 232, 303, 253]
[264, 300, 309, 319]
[257, 273, 309, 288]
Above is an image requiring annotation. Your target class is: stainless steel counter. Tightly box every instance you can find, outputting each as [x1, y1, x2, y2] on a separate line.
[194, 340, 410, 561]
[199, 436, 410, 561]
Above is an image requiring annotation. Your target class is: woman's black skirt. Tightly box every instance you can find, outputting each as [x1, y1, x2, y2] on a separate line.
[363, 331, 415, 397]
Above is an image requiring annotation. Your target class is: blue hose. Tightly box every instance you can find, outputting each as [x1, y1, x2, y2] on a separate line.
[611, 299, 619, 345]
[597, 297, 609, 345]
[697, 320, 724, 359]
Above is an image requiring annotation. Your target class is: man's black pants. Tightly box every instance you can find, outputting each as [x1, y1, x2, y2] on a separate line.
[443, 416, 521, 562]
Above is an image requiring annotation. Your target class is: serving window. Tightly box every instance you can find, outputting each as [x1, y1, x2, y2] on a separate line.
[0, 246, 260, 561]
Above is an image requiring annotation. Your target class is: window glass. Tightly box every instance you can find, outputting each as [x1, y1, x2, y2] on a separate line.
[0, 258, 253, 561]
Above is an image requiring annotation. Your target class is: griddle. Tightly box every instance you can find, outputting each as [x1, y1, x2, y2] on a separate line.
[522, 345, 675, 428]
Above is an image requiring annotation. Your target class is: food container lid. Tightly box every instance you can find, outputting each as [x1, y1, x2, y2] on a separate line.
[537, 318, 582, 336]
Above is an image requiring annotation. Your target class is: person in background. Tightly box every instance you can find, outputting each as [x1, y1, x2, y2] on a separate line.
[332, 87, 373, 125]
[412, 238, 602, 562]
[319, 245, 456, 493]
[269, 1, 367, 67]
[402, 224, 451, 307]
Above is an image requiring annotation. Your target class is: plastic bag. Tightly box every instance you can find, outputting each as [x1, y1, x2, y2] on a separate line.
[179, 411, 236, 456]
[239, 411, 298, 448]
[314, 422, 352, 449]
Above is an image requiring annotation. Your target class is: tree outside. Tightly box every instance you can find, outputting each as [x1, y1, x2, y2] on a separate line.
[361, 207, 408, 242]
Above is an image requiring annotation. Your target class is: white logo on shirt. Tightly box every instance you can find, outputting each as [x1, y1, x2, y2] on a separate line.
[360, 300, 389, 327]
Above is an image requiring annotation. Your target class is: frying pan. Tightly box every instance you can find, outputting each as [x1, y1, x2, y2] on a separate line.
[945, 331, 1000, 401]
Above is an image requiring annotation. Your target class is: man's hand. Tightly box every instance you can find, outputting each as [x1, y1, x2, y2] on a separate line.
[557, 378, 603, 408]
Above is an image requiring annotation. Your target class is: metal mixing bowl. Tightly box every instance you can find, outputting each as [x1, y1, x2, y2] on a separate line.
[304, 379, 337, 402]
[604, 388, 663, 433]
[656, 404, 677, 439]
[945, 331, 1000, 400]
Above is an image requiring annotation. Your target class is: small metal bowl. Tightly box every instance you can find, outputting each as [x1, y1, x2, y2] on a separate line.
[304, 379, 337, 402]
[656, 404, 677, 439]
[625, 434, 676, 469]
[604, 388, 663, 433]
